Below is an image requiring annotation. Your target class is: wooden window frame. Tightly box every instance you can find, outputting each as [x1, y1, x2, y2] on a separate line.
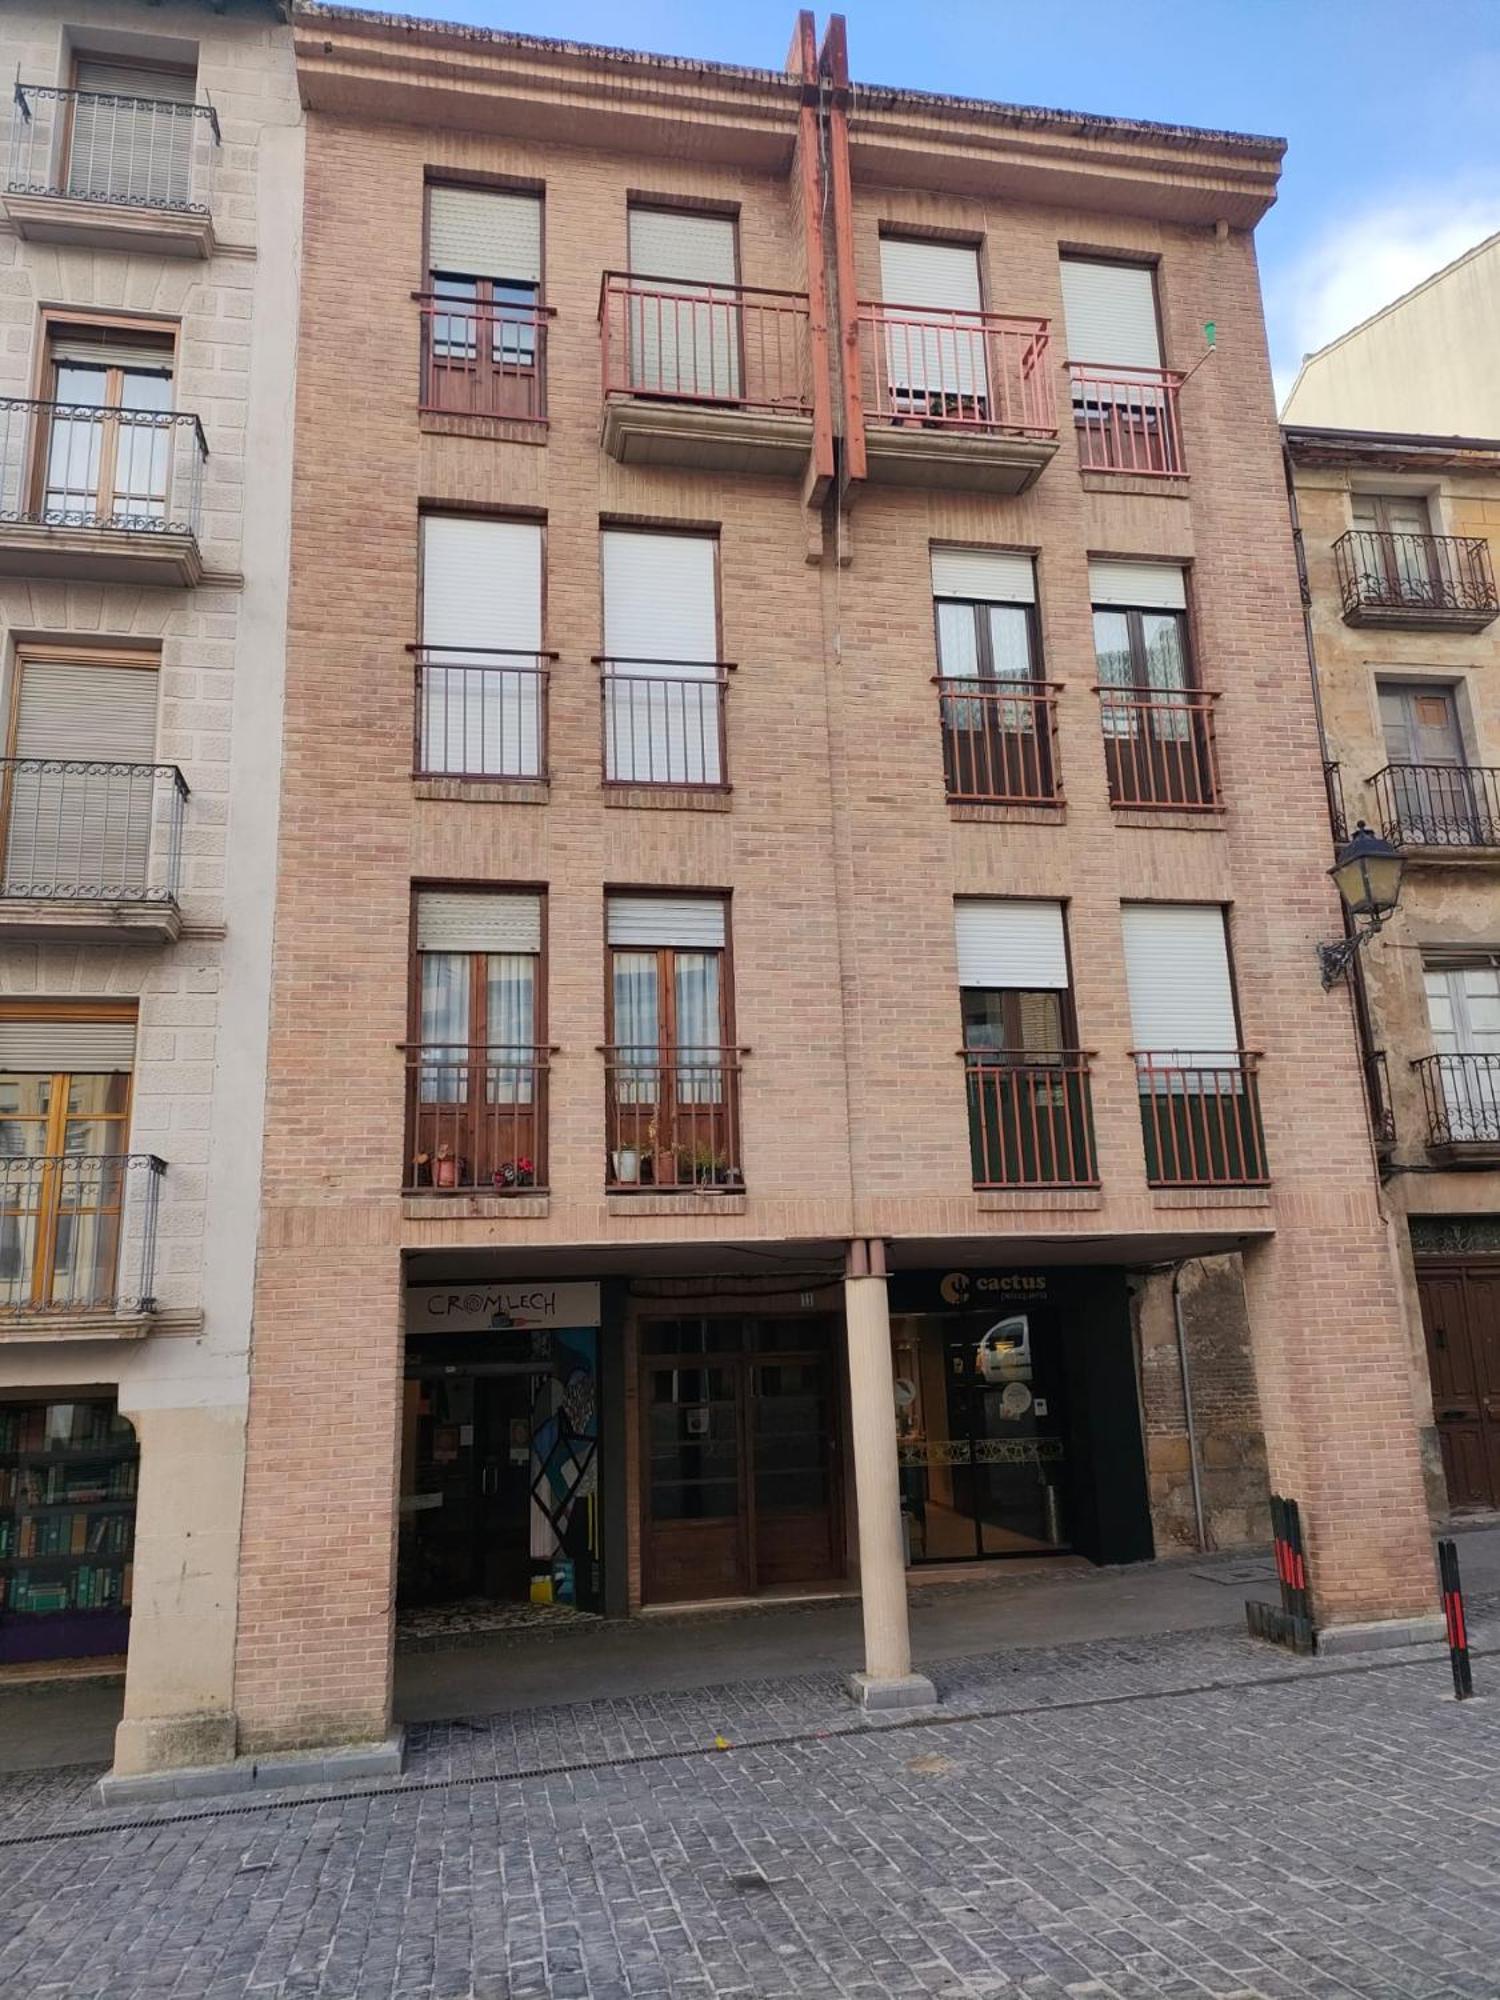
[31, 312, 178, 523]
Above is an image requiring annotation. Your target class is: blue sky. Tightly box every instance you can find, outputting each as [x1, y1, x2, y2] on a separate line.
[362, 0, 1500, 401]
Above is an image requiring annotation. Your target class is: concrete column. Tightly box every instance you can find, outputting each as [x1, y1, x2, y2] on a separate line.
[843, 1240, 935, 1709]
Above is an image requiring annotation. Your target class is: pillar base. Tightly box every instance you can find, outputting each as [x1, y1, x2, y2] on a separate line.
[112, 1712, 238, 1778]
[1315, 1614, 1446, 1656]
[99, 1727, 405, 1806]
[847, 1669, 938, 1712]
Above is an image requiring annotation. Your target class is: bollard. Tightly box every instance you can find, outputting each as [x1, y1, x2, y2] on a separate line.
[1248, 1494, 1315, 1654]
[1438, 1538, 1474, 1701]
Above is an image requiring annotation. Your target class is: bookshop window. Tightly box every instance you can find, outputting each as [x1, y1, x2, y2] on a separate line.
[0, 1398, 138, 1663]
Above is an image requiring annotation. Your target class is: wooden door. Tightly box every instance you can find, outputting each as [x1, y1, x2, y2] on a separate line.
[1418, 1264, 1500, 1510]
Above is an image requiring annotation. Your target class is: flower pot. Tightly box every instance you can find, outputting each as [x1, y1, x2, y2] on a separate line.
[434, 1150, 458, 1189]
[612, 1147, 640, 1185]
[653, 1149, 678, 1187]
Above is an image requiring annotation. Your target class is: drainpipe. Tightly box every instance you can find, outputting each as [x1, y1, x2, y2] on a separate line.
[1171, 1259, 1209, 1553]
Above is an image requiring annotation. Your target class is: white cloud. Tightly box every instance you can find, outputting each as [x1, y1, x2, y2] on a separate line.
[1266, 189, 1500, 410]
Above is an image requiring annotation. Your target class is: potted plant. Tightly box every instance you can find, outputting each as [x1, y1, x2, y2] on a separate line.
[433, 1142, 460, 1189]
[647, 1119, 677, 1187]
[494, 1157, 536, 1190]
[610, 1145, 640, 1185]
[679, 1139, 730, 1188]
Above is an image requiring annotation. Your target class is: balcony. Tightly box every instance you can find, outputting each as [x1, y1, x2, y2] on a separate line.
[1414, 1054, 1500, 1166]
[416, 293, 551, 430]
[857, 304, 1058, 493]
[1365, 1048, 1397, 1159]
[1135, 1053, 1268, 1188]
[599, 274, 813, 475]
[0, 759, 188, 943]
[412, 649, 550, 790]
[0, 1153, 164, 1337]
[6, 82, 218, 257]
[403, 1045, 550, 1196]
[938, 678, 1062, 807]
[0, 398, 206, 584]
[964, 1051, 1098, 1189]
[1096, 685, 1221, 811]
[1069, 365, 1185, 478]
[604, 1045, 745, 1193]
[1367, 765, 1500, 854]
[599, 660, 731, 796]
[1334, 531, 1498, 631]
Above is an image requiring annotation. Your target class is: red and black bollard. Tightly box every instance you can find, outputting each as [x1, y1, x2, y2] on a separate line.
[1438, 1538, 1474, 1701]
[1248, 1494, 1315, 1653]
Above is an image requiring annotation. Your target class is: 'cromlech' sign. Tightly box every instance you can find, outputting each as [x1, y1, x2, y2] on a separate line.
[406, 1282, 601, 1333]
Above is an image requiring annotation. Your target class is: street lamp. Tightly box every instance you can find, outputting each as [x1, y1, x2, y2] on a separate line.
[1318, 821, 1405, 989]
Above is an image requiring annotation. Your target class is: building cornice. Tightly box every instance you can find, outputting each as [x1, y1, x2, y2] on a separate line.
[1284, 423, 1500, 475]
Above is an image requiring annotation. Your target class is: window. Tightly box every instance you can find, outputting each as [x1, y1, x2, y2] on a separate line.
[1350, 494, 1440, 608]
[626, 205, 740, 401]
[417, 516, 544, 781]
[601, 529, 725, 788]
[1091, 562, 1217, 809]
[2, 649, 160, 898]
[424, 186, 543, 418]
[1423, 959, 1500, 1143]
[605, 895, 739, 1188]
[407, 891, 545, 1191]
[1377, 683, 1489, 845]
[1060, 258, 1178, 473]
[0, 1002, 136, 1310]
[68, 56, 196, 209]
[931, 547, 1049, 803]
[1120, 904, 1265, 1185]
[1059, 259, 1161, 371]
[956, 899, 1094, 1188]
[878, 237, 986, 419]
[39, 323, 175, 527]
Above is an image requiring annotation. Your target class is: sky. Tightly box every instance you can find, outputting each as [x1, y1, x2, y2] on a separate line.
[340, 0, 1500, 404]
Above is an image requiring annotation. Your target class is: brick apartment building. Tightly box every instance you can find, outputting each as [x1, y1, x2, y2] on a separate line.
[218, 6, 1447, 1761]
[0, 0, 299, 1775]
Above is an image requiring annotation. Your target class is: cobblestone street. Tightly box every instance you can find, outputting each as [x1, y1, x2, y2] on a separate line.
[2, 1586, 1500, 2000]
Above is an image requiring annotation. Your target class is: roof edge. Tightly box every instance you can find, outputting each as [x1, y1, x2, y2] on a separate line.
[1293, 227, 1500, 378]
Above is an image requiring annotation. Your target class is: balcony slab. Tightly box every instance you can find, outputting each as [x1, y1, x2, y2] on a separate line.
[601, 400, 813, 477]
[2, 190, 216, 260]
[863, 423, 1059, 495]
[1343, 604, 1498, 633]
[0, 522, 202, 588]
[0, 899, 182, 945]
[0, 1311, 153, 1344]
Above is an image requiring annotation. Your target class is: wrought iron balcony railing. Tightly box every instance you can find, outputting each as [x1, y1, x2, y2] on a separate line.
[599, 659, 732, 791]
[0, 398, 206, 538]
[1324, 760, 1350, 845]
[964, 1050, 1098, 1188]
[1367, 764, 1500, 850]
[403, 1044, 550, 1194]
[0, 1153, 164, 1316]
[600, 274, 813, 415]
[603, 1045, 745, 1191]
[1096, 684, 1222, 810]
[1134, 1052, 1268, 1187]
[416, 293, 552, 424]
[937, 678, 1062, 805]
[858, 303, 1055, 435]
[0, 759, 187, 904]
[8, 82, 219, 215]
[412, 649, 551, 783]
[1414, 1054, 1500, 1152]
[1334, 531, 1498, 628]
[1069, 364, 1185, 476]
[1366, 1047, 1396, 1154]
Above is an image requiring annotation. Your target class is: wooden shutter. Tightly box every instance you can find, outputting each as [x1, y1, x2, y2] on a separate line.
[0, 1016, 136, 1072]
[1120, 905, 1239, 1056]
[1060, 260, 1162, 369]
[427, 187, 542, 284]
[931, 547, 1036, 604]
[1088, 561, 1187, 610]
[602, 531, 716, 665]
[416, 891, 541, 954]
[70, 60, 195, 208]
[955, 900, 1068, 988]
[606, 896, 726, 948]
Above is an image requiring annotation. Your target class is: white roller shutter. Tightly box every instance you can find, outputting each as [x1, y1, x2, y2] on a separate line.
[6, 661, 160, 897]
[607, 895, 726, 948]
[626, 208, 739, 401]
[1088, 561, 1187, 610]
[48, 335, 174, 373]
[13, 660, 158, 761]
[1060, 260, 1162, 370]
[879, 238, 984, 402]
[0, 1017, 136, 1072]
[879, 238, 982, 312]
[1121, 905, 1239, 1057]
[602, 532, 716, 664]
[416, 891, 541, 954]
[420, 516, 543, 780]
[955, 900, 1068, 989]
[428, 187, 542, 284]
[69, 60, 195, 209]
[628, 208, 737, 286]
[931, 547, 1036, 605]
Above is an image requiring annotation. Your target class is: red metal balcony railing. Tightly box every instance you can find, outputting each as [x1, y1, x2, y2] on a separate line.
[411, 648, 551, 783]
[1134, 1053, 1268, 1187]
[416, 293, 551, 423]
[1367, 764, 1500, 849]
[1414, 1054, 1500, 1152]
[1069, 364, 1185, 476]
[403, 1045, 549, 1194]
[599, 274, 812, 415]
[598, 659, 731, 791]
[603, 1045, 745, 1191]
[1095, 684, 1221, 810]
[937, 678, 1062, 805]
[1334, 531, 1498, 628]
[964, 1051, 1098, 1188]
[858, 304, 1055, 434]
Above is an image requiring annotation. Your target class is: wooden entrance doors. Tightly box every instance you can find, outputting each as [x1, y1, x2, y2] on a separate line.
[640, 1315, 844, 1604]
[1417, 1261, 1500, 1510]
